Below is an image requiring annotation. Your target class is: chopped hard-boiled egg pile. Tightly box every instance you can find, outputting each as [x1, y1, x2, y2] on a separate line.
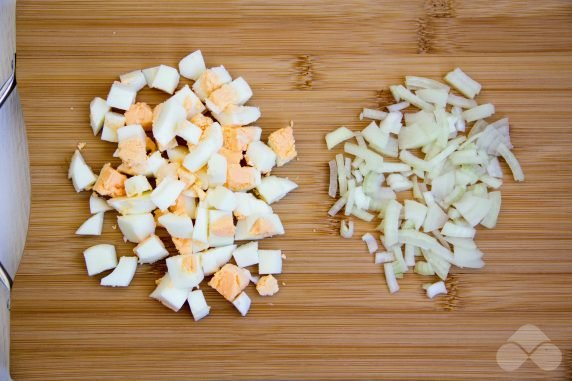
[326, 68, 524, 299]
[69, 50, 298, 320]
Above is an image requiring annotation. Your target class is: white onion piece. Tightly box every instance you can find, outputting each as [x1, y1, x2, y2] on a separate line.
[441, 221, 476, 238]
[447, 93, 477, 109]
[383, 200, 402, 248]
[383, 263, 400, 293]
[375, 252, 395, 264]
[335, 154, 348, 196]
[405, 76, 450, 91]
[426, 281, 448, 299]
[397, 230, 453, 263]
[497, 143, 524, 182]
[340, 220, 354, 239]
[444, 68, 481, 99]
[404, 244, 416, 267]
[328, 194, 348, 216]
[481, 191, 501, 229]
[352, 207, 375, 222]
[390, 85, 433, 112]
[362, 233, 379, 254]
[387, 101, 410, 112]
[326, 127, 354, 149]
[328, 159, 338, 198]
[360, 108, 388, 121]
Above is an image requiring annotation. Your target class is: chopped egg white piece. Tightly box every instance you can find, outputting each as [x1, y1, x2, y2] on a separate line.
[101, 111, 126, 142]
[183, 122, 223, 172]
[151, 177, 186, 211]
[176, 120, 202, 145]
[150, 64, 180, 94]
[133, 234, 169, 264]
[100, 256, 137, 287]
[83, 244, 117, 276]
[170, 85, 205, 119]
[208, 210, 235, 247]
[117, 213, 156, 243]
[178, 50, 206, 81]
[232, 241, 259, 268]
[200, 245, 237, 275]
[142, 66, 159, 86]
[207, 153, 227, 186]
[187, 290, 210, 321]
[166, 253, 204, 289]
[89, 193, 113, 214]
[76, 212, 104, 236]
[150, 273, 190, 312]
[119, 70, 147, 92]
[69, 150, 97, 192]
[153, 100, 187, 148]
[212, 105, 261, 126]
[206, 186, 237, 212]
[158, 213, 194, 239]
[231, 291, 251, 316]
[258, 249, 282, 275]
[235, 213, 285, 240]
[192, 205, 209, 253]
[107, 192, 156, 215]
[90, 97, 111, 135]
[106, 82, 137, 111]
[256, 176, 298, 204]
[124, 175, 152, 197]
[233, 192, 273, 219]
[245, 141, 277, 174]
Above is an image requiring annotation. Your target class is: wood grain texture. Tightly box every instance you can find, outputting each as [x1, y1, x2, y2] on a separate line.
[11, 1, 572, 380]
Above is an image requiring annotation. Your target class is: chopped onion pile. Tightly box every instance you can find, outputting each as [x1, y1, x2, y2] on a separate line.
[70, 50, 299, 320]
[325, 67, 524, 299]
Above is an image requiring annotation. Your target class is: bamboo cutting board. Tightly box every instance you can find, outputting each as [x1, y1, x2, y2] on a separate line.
[11, 1, 572, 380]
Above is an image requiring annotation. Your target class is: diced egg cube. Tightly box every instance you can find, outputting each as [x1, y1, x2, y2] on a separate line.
[151, 177, 186, 211]
[226, 165, 261, 192]
[100, 256, 137, 287]
[101, 111, 126, 143]
[192, 205, 209, 253]
[107, 192, 156, 215]
[150, 273, 190, 312]
[89, 193, 113, 214]
[179, 50, 207, 81]
[207, 153, 227, 187]
[153, 100, 187, 148]
[212, 105, 261, 126]
[208, 263, 250, 301]
[69, 150, 97, 192]
[232, 241, 259, 268]
[142, 66, 159, 86]
[245, 141, 276, 174]
[90, 97, 111, 135]
[150, 64, 180, 94]
[187, 290, 210, 321]
[200, 244, 237, 275]
[170, 85, 205, 118]
[206, 186, 237, 212]
[206, 77, 253, 114]
[256, 176, 298, 204]
[258, 249, 283, 275]
[176, 120, 202, 145]
[133, 234, 169, 264]
[119, 70, 147, 92]
[146, 151, 168, 177]
[167, 146, 189, 164]
[208, 209, 235, 247]
[124, 175, 152, 197]
[166, 253, 204, 289]
[232, 291, 251, 316]
[158, 212, 194, 239]
[106, 82, 137, 111]
[76, 212, 104, 236]
[117, 213, 156, 243]
[83, 244, 117, 276]
[233, 193, 273, 219]
[235, 213, 285, 240]
[182, 122, 223, 172]
[192, 66, 232, 100]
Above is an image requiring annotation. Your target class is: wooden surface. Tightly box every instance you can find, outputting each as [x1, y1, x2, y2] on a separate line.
[11, 1, 572, 380]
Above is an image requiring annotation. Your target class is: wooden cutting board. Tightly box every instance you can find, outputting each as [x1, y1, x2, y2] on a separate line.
[11, 1, 572, 380]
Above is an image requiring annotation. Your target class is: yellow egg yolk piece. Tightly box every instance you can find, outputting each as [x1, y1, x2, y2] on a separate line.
[124, 102, 153, 131]
[256, 275, 279, 296]
[208, 263, 250, 302]
[268, 126, 297, 166]
[93, 163, 127, 197]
